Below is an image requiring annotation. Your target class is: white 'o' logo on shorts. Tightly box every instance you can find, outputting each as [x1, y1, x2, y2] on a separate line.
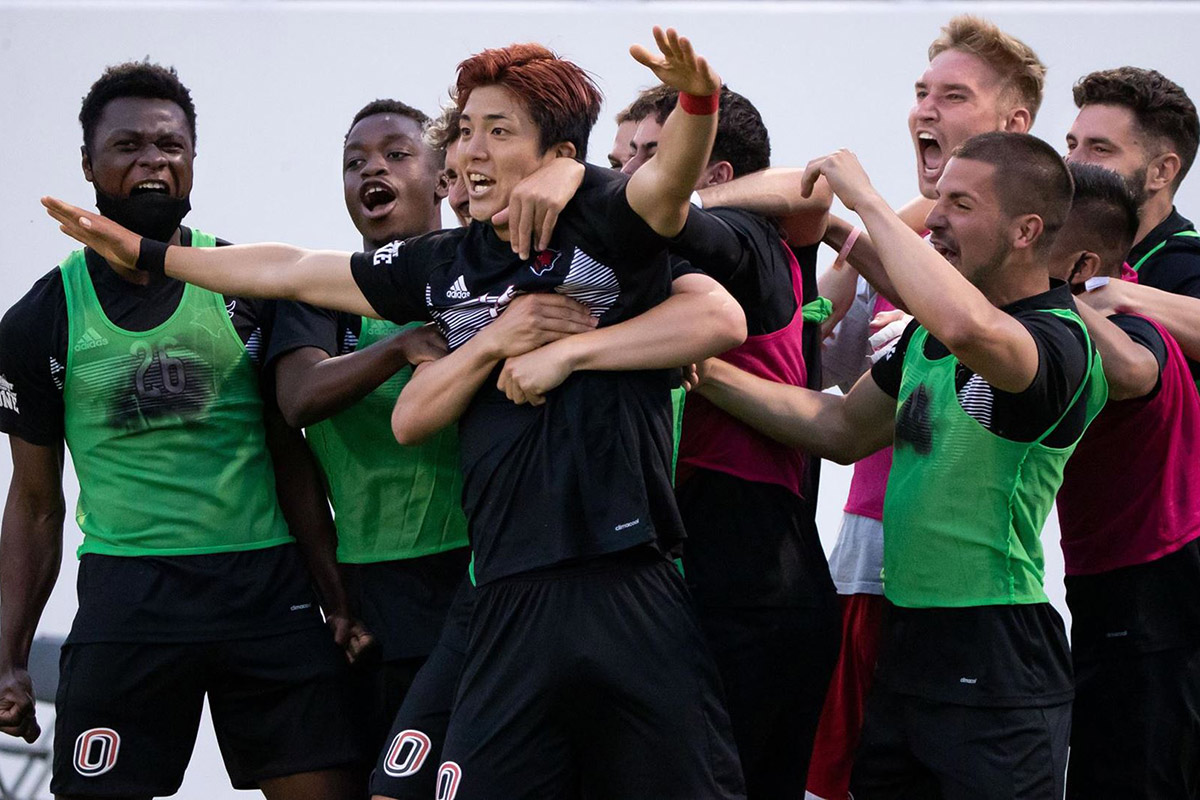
[383, 730, 432, 778]
[74, 728, 120, 777]
[436, 761, 462, 800]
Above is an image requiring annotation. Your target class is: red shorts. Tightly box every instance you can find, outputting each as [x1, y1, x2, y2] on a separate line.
[805, 593, 885, 799]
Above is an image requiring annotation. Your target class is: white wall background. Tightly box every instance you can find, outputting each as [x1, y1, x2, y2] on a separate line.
[1, 1, 1199, 796]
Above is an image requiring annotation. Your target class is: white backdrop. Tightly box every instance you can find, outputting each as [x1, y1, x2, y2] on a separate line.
[2, 1, 1199, 797]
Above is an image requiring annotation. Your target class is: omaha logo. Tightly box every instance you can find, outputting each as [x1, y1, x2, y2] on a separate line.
[436, 761, 462, 800]
[0, 375, 17, 413]
[74, 728, 120, 777]
[383, 730, 432, 778]
[530, 248, 563, 277]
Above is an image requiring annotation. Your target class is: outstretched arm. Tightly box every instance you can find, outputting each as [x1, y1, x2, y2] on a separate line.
[625, 27, 722, 237]
[497, 272, 746, 405]
[1081, 279, 1200, 366]
[0, 438, 66, 743]
[695, 170, 833, 246]
[392, 294, 596, 445]
[803, 150, 1039, 393]
[43, 198, 377, 318]
[694, 359, 894, 464]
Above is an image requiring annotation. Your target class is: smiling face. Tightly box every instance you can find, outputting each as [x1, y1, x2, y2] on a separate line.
[924, 157, 1015, 284]
[458, 84, 566, 229]
[82, 96, 194, 200]
[909, 49, 1022, 199]
[442, 138, 472, 227]
[1064, 104, 1151, 201]
[343, 112, 443, 247]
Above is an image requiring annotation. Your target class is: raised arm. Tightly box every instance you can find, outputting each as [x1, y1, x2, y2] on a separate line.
[804, 150, 1039, 393]
[43, 198, 377, 318]
[0, 438, 66, 743]
[820, 196, 936, 310]
[694, 359, 894, 464]
[497, 272, 746, 405]
[391, 294, 596, 445]
[625, 28, 721, 237]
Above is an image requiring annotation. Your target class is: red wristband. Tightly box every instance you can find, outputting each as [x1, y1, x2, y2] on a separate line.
[679, 91, 719, 115]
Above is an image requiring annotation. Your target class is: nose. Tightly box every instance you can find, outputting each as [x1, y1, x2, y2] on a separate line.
[137, 144, 169, 169]
[361, 152, 388, 176]
[461, 131, 487, 163]
[914, 94, 938, 122]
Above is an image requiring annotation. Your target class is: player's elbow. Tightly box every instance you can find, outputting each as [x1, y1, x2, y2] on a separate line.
[391, 403, 431, 447]
[707, 292, 747, 354]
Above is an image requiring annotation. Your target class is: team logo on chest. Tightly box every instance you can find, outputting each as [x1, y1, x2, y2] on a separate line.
[74, 727, 120, 777]
[530, 248, 564, 276]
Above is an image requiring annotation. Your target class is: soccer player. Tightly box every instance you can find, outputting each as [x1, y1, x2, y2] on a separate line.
[1063, 67, 1200, 383]
[45, 30, 750, 799]
[265, 99, 471, 766]
[426, 104, 472, 226]
[0, 62, 363, 799]
[693, 133, 1106, 799]
[1048, 162, 1200, 799]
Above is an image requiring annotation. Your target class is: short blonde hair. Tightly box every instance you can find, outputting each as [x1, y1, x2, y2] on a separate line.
[928, 15, 1046, 122]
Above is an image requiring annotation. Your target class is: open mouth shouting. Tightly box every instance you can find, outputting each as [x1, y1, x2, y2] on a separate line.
[930, 235, 959, 265]
[359, 179, 398, 220]
[130, 179, 171, 196]
[917, 131, 945, 182]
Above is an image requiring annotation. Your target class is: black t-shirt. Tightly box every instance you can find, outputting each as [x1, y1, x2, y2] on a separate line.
[671, 206, 810, 336]
[868, 281, 1092, 707]
[349, 166, 686, 585]
[0, 227, 309, 643]
[1111, 312, 1170, 397]
[1129, 207, 1200, 378]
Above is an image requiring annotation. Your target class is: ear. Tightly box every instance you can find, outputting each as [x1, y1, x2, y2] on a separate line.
[81, 146, 94, 183]
[1004, 107, 1033, 135]
[1146, 151, 1181, 194]
[435, 171, 450, 201]
[1011, 213, 1045, 251]
[697, 160, 734, 188]
[1067, 250, 1103, 286]
[551, 142, 577, 159]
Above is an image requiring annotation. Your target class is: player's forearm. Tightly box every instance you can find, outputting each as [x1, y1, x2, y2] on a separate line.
[817, 258, 861, 335]
[698, 169, 833, 245]
[696, 359, 864, 463]
[0, 499, 63, 670]
[1116, 283, 1200, 363]
[823, 215, 904, 308]
[1075, 303, 1158, 401]
[276, 342, 413, 428]
[627, 105, 718, 237]
[564, 282, 745, 372]
[393, 338, 498, 445]
[164, 245, 376, 318]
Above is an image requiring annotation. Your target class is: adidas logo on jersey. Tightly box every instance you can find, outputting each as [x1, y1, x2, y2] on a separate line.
[73, 327, 109, 353]
[0, 375, 17, 414]
[446, 275, 471, 299]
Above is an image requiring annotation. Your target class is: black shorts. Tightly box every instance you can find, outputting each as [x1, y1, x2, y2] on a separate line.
[439, 549, 745, 800]
[51, 626, 363, 797]
[370, 577, 475, 800]
[850, 685, 1070, 800]
[696, 604, 840, 799]
[1067, 643, 1200, 798]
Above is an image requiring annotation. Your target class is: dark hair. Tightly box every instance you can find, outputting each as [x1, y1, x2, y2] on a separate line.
[1073, 67, 1199, 190]
[928, 15, 1046, 122]
[635, 85, 771, 178]
[79, 61, 196, 151]
[345, 98, 430, 144]
[1063, 162, 1141, 276]
[618, 83, 679, 125]
[455, 43, 602, 158]
[952, 132, 1074, 252]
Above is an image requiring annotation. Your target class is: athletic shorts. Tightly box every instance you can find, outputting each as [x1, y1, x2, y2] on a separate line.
[1067, 644, 1200, 798]
[849, 686, 1070, 800]
[50, 626, 363, 797]
[370, 578, 474, 800]
[438, 548, 746, 800]
[697, 603, 839, 799]
[806, 592, 885, 800]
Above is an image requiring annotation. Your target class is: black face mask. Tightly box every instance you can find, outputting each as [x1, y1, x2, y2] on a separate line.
[94, 189, 191, 243]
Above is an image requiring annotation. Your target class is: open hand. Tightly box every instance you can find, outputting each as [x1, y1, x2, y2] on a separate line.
[800, 149, 883, 213]
[493, 158, 585, 260]
[630, 27, 721, 97]
[42, 197, 142, 275]
[0, 668, 40, 743]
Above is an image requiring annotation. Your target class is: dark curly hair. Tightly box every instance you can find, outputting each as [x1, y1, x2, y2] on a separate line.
[637, 85, 770, 178]
[1074, 67, 1199, 190]
[79, 61, 196, 151]
[345, 98, 430, 143]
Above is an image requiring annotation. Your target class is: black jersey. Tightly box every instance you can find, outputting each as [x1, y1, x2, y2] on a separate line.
[350, 166, 686, 585]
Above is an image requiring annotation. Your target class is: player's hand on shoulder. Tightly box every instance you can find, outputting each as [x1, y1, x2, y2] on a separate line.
[324, 611, 376, 665]
[0, 667, 41, 743]
[630, 27, 721, 97]
[479, 293, 596, 360]
[42, 197, 142, 275]
[1077, 276, 1133, 317]
[396, 323, 449, 367]
[493, 158, 585, 260]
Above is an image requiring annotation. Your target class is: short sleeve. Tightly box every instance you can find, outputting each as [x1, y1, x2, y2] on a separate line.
[669, 206, 754, 285]
[668, 255, 702, 281]
[569, 165, 667, 261]
[869, 318, 919, 399]
[1110, 313, 1169, 372]
[0, 280, 66, 446]
[266, 301, 341, 366]
[350, 238, 432, 325]
[1140, 247, 1200, 299]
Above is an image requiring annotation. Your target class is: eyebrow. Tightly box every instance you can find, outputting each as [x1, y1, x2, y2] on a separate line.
[944, 190, 976, 203]
[459, 112, 515, 123]
[344, 133, 417, 152]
